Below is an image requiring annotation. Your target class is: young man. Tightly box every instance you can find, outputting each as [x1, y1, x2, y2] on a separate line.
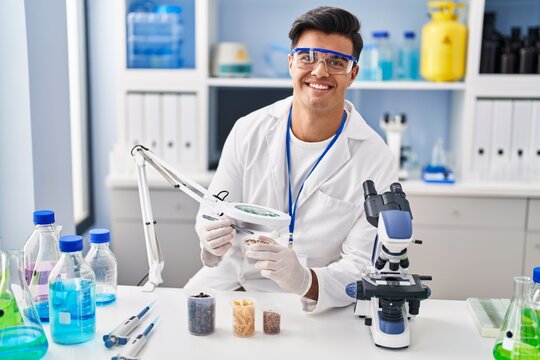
[185, 7, 396, 312]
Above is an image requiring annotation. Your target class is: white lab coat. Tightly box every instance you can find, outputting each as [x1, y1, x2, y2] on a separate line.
[185, 96, 397, 312]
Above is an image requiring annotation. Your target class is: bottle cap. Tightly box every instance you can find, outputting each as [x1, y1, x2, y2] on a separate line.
[533, 267, 540, 283]
[404, 31, 415, 39]
[33, 210, 55, 225]
[156, 5, 182, 14]
[89, 228, 111, 244]
[372, 31, 389, 39]
[59, 235, 83, 252]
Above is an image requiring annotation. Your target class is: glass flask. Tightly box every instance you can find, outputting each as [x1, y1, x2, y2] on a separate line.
[84, 229, 117, 306]
[49, 235, 96, 344]
[0, 250, 48, 360]
[493, 276, 540, 359]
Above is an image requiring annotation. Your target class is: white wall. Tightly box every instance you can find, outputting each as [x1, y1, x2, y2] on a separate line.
[0, 0, 75, 250]
[87, 0, 118, 232]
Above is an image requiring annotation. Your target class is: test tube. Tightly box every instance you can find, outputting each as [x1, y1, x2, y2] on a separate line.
[262, 303, 281, 335]
[188, 292, 215, 336]
[232, 298, 255, 337]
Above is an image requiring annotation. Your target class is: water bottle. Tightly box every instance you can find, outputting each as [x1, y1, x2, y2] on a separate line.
[358, 43, 381, 81]
[23, 210, 62, 322]
[85, 229, 118, 306]
[48, 235, 96, 344]
[532, 267, 540, 328]
[398, 31, 419, 80]
[373, 31, 393, 80]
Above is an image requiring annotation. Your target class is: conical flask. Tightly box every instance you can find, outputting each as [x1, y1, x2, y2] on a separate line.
[0, 250, 48, 360]
[493, 276, 540, 359]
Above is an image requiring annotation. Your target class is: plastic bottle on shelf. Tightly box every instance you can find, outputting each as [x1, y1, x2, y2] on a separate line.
[373, 31, 393, 80]
[49, 235, 96, 344]
[358, 43, 381, 81]
[397, 31, 419, 80]
[519, 35, 538, 74]
[480, 12, 504, 74]
[501, 39, 517, 74]
[84, 229, 118, 306]
[23, 210, 62, 322]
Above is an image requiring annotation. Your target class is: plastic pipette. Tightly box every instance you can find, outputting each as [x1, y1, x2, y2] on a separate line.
[112, 316, 159, 360]
[103, 301, 155, 348]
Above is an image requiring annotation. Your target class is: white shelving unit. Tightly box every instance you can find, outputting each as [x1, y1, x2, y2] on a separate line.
[107, 0, 540, 292]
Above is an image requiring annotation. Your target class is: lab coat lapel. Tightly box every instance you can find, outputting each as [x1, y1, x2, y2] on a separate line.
[265, 110, 288, 210]
[296, 134, 351, 209]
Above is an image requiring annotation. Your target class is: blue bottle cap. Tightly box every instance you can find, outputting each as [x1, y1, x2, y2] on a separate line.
[59, 235, 83, 252]
[156, 5, 182, 14]
[373, 31, 389, 38]
[33, 210, 55, 225]
[533, 267, 540, 283]
[404, 31, 415, 39]
[89, 228, 111, 244]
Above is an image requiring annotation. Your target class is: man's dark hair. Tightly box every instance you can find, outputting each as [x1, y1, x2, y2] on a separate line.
[288, 6, 363, 59]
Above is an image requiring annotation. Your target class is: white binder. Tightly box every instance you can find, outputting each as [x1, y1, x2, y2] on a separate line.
[509, 100, 533, 182]
[126, 93, 144, 149]
[490, 100, 513, 181]
[161, 93, 180, 166]
[143, 93, 162, 156]
[531, 100, 540, 181]
[472, 100, 493, 181]
[179, 93, 198, 169]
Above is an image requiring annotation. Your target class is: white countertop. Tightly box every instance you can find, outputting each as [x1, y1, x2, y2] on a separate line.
[42, 285, 494, 360]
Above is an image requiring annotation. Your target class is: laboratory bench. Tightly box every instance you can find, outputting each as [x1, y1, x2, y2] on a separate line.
[42, 285, 494, 360]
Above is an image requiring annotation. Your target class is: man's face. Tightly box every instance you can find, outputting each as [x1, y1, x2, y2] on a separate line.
[288, 29, 359, 113]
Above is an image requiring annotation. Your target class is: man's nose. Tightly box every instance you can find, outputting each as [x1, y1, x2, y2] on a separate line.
[311, 59, 329, 77]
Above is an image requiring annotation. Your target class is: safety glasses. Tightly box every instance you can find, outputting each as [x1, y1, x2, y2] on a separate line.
[291, 47, 357, 75]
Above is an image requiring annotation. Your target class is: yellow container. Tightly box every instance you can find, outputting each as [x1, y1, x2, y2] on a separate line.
[421, 1, 467, 82]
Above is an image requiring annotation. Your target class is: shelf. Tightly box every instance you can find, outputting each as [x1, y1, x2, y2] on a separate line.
[121, 69, 205, 92]
[402, 180, 540, 198]
[207, 77, 466, 91]
[472, 75, 540, 98]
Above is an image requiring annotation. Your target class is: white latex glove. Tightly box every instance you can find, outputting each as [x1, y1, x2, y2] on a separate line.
[197, 216, 234, 258]
[244, 236, 312, 296]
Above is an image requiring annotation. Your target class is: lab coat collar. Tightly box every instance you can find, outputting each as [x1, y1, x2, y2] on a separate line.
[265, 96, 373, 211]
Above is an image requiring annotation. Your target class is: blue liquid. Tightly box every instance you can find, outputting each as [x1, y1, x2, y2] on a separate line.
[96, 293, 116, 306]
[380, 60, 393, 80]
[0, 325, 48, 360]
[49, 279, 95, 344]
[34, 302, 49, 323]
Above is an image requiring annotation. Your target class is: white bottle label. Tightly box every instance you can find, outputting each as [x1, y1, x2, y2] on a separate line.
[59, 312, 71, 325]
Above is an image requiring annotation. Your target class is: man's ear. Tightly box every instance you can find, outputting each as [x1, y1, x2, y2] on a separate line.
[288, 54, 294, 76]
[349, 64, 359, 84]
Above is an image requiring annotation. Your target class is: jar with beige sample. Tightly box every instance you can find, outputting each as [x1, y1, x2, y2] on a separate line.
[232, 298, 255, 337]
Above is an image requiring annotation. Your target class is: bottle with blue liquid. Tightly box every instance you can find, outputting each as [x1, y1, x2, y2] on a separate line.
[398, 31, 419, 80]
[85, 229, 117, 306]
[358, 43, 381, 81]
[48, 235, 96, 344]
[373, 31, 393, 80]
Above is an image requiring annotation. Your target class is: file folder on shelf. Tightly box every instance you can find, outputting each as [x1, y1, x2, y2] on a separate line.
[489, 100, 513, 181]
[161, 93, 180, 166]
[472, 100, 493, 181]
[179, 94, 198, 170]
[509, 100, 533, 182]
[531, 101, 540, 181]
[127, 93, 144, 149]
[143, 93, 162, 157]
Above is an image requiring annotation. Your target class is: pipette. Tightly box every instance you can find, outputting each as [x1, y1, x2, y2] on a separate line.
[103, 301, 155, 348]
[202, 214, 254, 235]
[112, 316, 159, 360]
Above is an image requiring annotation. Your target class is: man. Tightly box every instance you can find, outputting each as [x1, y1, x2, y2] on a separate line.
[185, 7, 396, 313]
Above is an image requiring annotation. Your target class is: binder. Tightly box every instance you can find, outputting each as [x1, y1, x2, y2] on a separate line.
[531, 100, 540, 181]
[143, 93, 162, 156]
[490, 100, 513, 181]
[161, 93, 180, 166]
[472, 100, 493, 180]
[509, 100, 533, 182]
[179, 93, 198, 169]
[126, 93, 144, 149]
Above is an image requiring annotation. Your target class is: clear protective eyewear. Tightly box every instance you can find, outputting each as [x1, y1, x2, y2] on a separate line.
[291, 47, 358, 75]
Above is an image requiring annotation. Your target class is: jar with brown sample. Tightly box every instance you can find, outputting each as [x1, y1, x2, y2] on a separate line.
[262, 303, 281, 335]
[232, 298, 255, 337]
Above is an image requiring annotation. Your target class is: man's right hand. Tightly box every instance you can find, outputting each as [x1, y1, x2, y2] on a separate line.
[197, 217, 234, 257]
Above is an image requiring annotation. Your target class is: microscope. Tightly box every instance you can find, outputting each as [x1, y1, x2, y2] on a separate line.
[346, 180, 431, 349]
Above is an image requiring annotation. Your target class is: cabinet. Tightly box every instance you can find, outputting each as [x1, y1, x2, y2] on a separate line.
[108, 0, 540, 288]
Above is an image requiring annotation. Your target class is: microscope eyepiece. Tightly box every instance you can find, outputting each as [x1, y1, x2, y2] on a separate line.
[363, 180, 378, 199]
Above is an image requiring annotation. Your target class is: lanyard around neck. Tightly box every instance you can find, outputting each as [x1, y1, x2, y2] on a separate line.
[286, 107, 347, 248]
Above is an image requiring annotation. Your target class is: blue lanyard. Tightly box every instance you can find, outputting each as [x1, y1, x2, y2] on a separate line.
[286, 107, 347, 248]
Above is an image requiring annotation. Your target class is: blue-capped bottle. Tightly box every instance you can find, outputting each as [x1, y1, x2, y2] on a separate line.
[48, 235, 96, 344]
[23, 210, 62, 323]
[398, 31, 419, 80]
[84, 229, 118, 306]
[373, 31, 393, 80]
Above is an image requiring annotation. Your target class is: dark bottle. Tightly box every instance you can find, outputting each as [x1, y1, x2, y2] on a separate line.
[519, 30, 538, 74]
[480, 12, 504, 73]
[510, 27, 522, 55]
[501, 40, 517, 74]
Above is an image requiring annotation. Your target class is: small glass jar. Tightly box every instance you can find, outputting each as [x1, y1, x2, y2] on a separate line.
[188, 292, 215, 336]
[262, 303, 281, 335]
[232, 298, 255, 337]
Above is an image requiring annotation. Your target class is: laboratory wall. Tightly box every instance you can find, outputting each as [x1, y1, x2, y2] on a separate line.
[0, 0, 75, 250]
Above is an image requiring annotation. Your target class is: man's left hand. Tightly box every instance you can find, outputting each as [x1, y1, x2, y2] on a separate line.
[244, 236, 312, 296]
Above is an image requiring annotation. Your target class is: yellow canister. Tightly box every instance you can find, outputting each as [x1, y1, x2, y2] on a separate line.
[421, 1, 467, 82]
